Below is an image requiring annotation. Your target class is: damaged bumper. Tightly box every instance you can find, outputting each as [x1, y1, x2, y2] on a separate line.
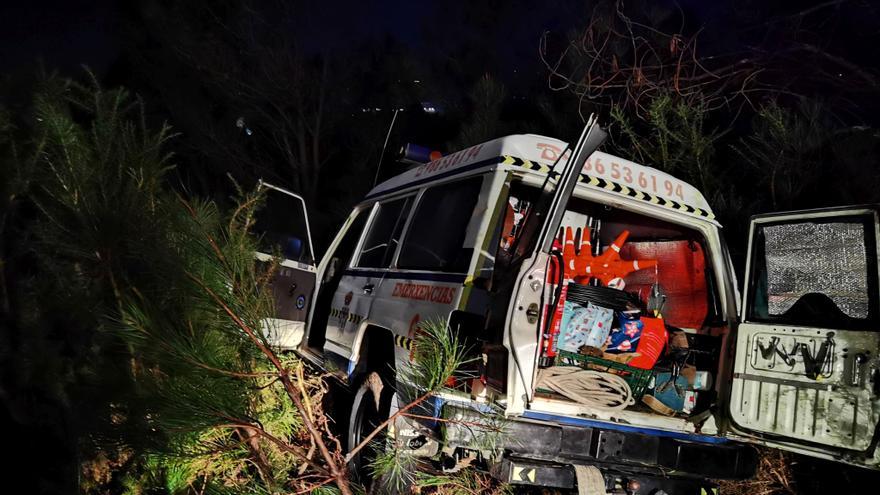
[443, 404, 758, 489]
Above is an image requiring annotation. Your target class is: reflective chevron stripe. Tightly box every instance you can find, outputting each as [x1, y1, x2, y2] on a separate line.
[501, 155, 553, 173]
[329, 307, 364, 325]
[394, 335, 414, 351]
[502, 155, 715, 220]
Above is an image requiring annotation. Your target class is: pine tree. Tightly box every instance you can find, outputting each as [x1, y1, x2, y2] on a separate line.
[7, 71, 479, 495]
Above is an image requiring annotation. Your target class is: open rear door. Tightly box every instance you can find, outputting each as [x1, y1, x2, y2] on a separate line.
[729, 206, 880, 468]
[501, 117, 607, 415]
[254, 182, 318, 349]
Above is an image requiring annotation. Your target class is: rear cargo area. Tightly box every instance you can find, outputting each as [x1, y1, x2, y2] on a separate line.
[501, 188, 728, 434]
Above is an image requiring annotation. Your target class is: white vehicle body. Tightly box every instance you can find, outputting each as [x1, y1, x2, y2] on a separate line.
[263, 128, 880, 488]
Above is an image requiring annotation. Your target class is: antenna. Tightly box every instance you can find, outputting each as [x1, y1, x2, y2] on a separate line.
[372, 109, 400, 187]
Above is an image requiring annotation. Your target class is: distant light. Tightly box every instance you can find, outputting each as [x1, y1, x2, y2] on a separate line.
[421, 101, 438, 114]
[235, 116, 253, 136]
[375, 107, 381, 112]
[413, 80, 421, 83]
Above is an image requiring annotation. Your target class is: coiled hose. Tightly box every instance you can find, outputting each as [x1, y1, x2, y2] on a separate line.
[536, 366, 634, 412]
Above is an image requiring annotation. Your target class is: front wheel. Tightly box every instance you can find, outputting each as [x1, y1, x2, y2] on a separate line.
[347, 372, 393, 486]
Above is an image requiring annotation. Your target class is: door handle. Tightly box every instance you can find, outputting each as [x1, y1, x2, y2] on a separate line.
[851, 353, 868, 387]
[362, 283, 374, 295]
[873, 368, 880, 396]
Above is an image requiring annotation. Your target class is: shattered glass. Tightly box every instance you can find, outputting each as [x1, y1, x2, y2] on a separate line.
[763, 222, 869, 318]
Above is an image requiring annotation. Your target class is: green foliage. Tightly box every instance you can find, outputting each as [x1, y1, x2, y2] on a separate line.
[367, 319, 492, 493]
[449, 75, 507, 150]
[403, 318, 475, 393]
[3, 70, 322, 494]
[0, 103, 33, 209]
[10, 71, 190, 491]
[610, 92, 725, 201]
[733, 101, 832, 210]
[543, 1, 880, 261]
[110, 188, 310, 493]
[369, 446, 418, 493]
[31, 71, 174, 265]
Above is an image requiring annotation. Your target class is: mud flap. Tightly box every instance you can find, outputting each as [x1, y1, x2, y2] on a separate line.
[573, 465, 607, 495]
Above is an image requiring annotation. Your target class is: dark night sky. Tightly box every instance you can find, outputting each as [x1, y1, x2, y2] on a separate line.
[0, 0, 120, 74]
[2, 1, 876, 75]
[1, 0, 441, 74]
[3, 0, 879, 119]
[0, 0, 588, 84]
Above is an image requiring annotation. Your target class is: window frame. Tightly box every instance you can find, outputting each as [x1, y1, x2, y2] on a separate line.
[328, 205, 371, 275]
[744, 212, 880, 331]
[394, 175, 485, 274]
[351, 193, 417, 270]
[253, 185, 315, 265]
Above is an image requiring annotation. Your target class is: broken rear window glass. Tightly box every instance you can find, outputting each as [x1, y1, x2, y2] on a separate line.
[749, 216, 879, 329]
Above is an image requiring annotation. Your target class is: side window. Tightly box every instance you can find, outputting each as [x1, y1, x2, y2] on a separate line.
[254, 188, 313, 264]
[398, 177, 482, 272]
[356, 197, 413, 268]
[748, 215, 879, 329]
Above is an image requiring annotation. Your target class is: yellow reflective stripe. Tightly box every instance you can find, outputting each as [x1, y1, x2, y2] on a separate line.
[394, 335, 414, 350]
[504, 155, 714, 220]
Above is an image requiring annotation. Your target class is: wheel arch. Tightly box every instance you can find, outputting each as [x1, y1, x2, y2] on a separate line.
[349, 323, 397, 385]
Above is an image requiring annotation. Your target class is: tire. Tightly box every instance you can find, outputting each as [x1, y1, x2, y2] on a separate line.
[347, 372, 394, 487]
[321, 377, 354, 441]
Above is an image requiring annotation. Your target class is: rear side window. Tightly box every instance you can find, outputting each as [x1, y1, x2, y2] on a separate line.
[398, 177, 482, 272]
[747, 215, 879, 329]
[357, 197, 413, 268]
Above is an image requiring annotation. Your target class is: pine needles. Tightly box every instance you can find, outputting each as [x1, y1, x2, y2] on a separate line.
[12, 70, 354, 494]
[10, 70, 512, 495]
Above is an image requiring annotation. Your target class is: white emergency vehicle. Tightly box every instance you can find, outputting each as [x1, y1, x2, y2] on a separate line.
[260, 120, 880, 493]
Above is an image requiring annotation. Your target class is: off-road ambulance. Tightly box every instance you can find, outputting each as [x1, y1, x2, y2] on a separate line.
[260, 119, 880, 494]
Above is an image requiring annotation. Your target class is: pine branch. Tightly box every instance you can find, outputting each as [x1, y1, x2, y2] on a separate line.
[214, 423, 328, 476]
[185, 271, 354, 495]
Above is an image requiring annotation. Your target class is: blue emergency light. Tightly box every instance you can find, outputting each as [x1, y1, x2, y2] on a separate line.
[400, 143, 442, 164]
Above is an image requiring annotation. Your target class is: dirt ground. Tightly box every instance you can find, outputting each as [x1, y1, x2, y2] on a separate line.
[719, 448, 880, 495]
